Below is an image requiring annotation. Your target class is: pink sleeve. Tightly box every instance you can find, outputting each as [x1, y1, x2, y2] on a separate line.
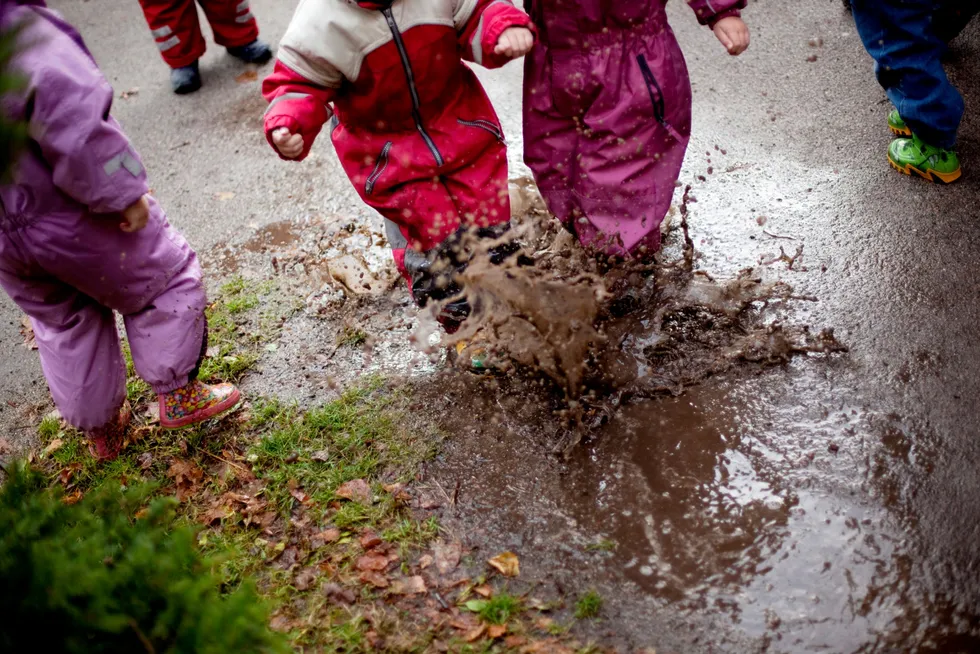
[686, 0, 747, 27]
[458, 0, 535, 69]
[262, 61, 336, 162]
[19, 17, 148, 214]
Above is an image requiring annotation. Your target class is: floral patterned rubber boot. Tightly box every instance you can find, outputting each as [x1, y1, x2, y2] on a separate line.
[159, 380, 242, 429]
[86, 401, 132, 461]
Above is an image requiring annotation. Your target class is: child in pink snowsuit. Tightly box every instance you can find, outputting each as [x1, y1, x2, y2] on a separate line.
[523, 0, 750, 258]
[0, 0, 241, 460]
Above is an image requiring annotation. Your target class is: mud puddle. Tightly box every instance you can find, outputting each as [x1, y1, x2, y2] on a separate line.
[421, 362, 980, 653]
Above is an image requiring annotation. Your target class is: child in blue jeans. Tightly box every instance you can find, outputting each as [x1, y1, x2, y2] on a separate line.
[850, 0, 978, 184]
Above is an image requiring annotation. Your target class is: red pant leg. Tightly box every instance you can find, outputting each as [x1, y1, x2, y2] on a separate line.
[442, 138, 511, 231]
[139, 0, 206, 69]
[198, 0, 259, 48]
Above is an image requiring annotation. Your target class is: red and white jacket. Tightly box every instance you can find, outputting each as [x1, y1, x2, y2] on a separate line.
[263, 0, 532, 189]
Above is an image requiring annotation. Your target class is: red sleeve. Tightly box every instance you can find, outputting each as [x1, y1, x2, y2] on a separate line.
[262, 61, 336, 162]
[458, 0, 535, 69]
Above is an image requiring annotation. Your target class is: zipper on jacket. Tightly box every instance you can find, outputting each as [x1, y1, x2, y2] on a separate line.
[636, 54, 669, 128]
[457, 118, 504, 142]
[382, 8, 445, 167]
[365, 141, 393, 195]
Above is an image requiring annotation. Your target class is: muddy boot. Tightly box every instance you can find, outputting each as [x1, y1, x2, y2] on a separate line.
[86, 401, 132, 461]
[888, 133, 961, 184]
[227, 40, 273, 65]
[171, 61, 202, 95]
[159, 380, 242, 429]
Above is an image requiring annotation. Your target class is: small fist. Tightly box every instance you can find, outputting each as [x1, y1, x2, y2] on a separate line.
[713, 16, 750, 56]
[272, 127, 305, 159]
[494, 26, 534, 59]
[120, 195, 150, 233]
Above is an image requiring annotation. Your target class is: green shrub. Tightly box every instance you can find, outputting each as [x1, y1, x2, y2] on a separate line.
[0, 463, 289, 654]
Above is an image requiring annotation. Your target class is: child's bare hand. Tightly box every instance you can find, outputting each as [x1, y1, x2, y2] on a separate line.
[494, 27, 534, 59]
[713, 16, 750, 56]
[272, 127, 304, 159]
[120, 195, 150, 233]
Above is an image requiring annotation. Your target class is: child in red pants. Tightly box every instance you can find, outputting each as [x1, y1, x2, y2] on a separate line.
[139, 0, 272, 94]
[264, 0, 534, 361]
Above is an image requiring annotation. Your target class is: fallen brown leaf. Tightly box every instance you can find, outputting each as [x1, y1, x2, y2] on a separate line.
[434, 539, 462, 575]
[200, 503, 232, 525]
[63, 489, 83, 505]
[0, 438, 12, 455]
[322, 582, 358, 603]
[58, 463, 81, 487]
[450, 614, 480, 631]
[167, 459, 204, 501]
[360, 530, 382, 550]
[42, 438, 63, 457]
[419, 554, 434, 569]
[289, 486, 311, 505]
[487, 624, 507, 639]
[275, 545, 302, 570]
[311, 449, 330, 462]
[521, 639, 575, 654]
[19, 316, 36, 350]
[356, 553, 389, 572]
[465, 624, 487, 643]
[504, 635, 527, 648]
[390, 575, 426, 595]
[359, 570, 389, 589]
[294, 567, 317, 591]
[311, 528, 341, 549]
[474, 584, 493, 598]
[488, 551, 520, 577]
[235, 68, 258, 84]
[137, 452, 154, 470]
[336, 479, 372, 504]
[269, 614, 295, 633]
[383, 482, 412, 502]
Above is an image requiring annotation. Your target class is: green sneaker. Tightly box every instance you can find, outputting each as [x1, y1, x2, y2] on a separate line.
[888, 109, 912, 137]
[887, 133, 962, 184]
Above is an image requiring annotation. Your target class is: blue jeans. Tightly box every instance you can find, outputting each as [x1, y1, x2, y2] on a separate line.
[851, 0, 975, 148]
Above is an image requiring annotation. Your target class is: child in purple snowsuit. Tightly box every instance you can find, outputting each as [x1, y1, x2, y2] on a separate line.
[0, 0, 241, 460]
[524, 0, 750, 258]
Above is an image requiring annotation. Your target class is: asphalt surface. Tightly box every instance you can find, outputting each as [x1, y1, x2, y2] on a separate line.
[3, 0, 980, 650]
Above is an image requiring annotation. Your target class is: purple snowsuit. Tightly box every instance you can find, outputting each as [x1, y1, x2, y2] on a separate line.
[523, 0, 746, 257]
[0, 1, 207, 431]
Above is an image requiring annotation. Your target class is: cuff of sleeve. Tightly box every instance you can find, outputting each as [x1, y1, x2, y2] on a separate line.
[265, 114, 308, 161]
[481, 8, 535, 68]
[708, 8, 741, 27]
[91, 182, 149, 215]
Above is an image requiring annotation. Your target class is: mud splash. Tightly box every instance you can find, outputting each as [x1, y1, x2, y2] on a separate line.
[431, 180, 846, 452]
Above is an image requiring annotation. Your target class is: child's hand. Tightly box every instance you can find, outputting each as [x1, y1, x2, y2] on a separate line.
[120, 195, 150, 233]
[494, 27, 534, 59]
[713, 16, 750, 56]
[272, 127, 305, 159]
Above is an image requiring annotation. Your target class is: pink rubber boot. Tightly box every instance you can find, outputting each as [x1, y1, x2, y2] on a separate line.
[159, 380, 242, 429]
[86, 401, 132, 461]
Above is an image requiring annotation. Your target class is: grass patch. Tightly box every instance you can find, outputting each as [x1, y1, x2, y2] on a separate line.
[585, 539, 617, 553]
[574, 590, 603, 620]
[337, 325, 368, 348]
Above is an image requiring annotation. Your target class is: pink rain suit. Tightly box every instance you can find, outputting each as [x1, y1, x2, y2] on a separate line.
[523, 0, 746, 257]
[0, 1, 207, 431]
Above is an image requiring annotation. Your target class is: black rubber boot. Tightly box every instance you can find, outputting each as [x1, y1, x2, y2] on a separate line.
[227, 39, 273, 65]
[171, 61, 202, 95]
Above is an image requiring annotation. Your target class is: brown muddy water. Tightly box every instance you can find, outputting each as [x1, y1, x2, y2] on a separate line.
[209, 180, 980, 653]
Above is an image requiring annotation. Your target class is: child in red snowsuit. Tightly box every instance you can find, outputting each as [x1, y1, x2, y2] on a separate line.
[139, 0, 272, 94]
[263, 0, 534, 336]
